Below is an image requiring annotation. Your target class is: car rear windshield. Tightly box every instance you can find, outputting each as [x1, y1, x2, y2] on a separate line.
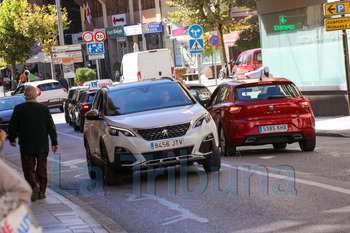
[186, 86, 211, 97]
[38, 82, 62, 91]
[235, 84, 301, 101]
[88, 93, 96, 102]
[106, 83, 195, 115]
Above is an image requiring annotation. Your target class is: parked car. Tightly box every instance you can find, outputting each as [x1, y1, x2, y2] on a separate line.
[11, 80, 67, 111]
[72, 90, 97, 132]
[84, 79, 221, 185]
[232, 48, 262, 80]
[206, 78, 316, 156]
[63, 87, 82, 124]
[67, 87, 88, 126]
[184, 83, 212, 107]
[0, 96, 26, 133]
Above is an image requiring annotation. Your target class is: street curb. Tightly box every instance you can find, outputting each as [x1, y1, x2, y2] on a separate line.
[316, 130, 350, 138]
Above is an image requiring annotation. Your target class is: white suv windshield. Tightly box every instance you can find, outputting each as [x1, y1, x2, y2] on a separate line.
[107, 83, 195, 115]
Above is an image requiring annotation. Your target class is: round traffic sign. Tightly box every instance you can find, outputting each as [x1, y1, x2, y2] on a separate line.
[209, 35, 220, 46]
[82, 31, 94, 43]
[95, 31, 106, 42]
[188, 24, 203, 39]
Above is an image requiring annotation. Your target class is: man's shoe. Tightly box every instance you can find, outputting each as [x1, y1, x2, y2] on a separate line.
[39, 192, 46, 199]
[31, 186, 40, 202]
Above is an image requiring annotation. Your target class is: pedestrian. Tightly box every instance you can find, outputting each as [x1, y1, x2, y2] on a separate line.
[8, 86, 59, 201]
[17, 70, 29, 87]
[45, 73, 50, 80]
[0, 129, 32, 219]
[58, 74, 69, 91]
[39, 72, 44, 80]
[246, 66, 273, 79]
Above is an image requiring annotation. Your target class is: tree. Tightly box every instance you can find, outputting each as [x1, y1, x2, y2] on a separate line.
[75, 68, 96, 85]
[166, 0, 238, 66]
[234, 1, 260, 51]
[234, 15, 260, 51]
[28, 4, 70, 80]
[0, 0, 36, 89]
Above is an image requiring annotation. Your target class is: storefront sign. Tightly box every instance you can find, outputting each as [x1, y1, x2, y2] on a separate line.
[123, 24, 142, 36]
[106, 26, 124, 38]
[273, 16, 301, 34]
[146, 23, 162, 34]
[172, 27, 186, 37]
[112, 13, 126, 26]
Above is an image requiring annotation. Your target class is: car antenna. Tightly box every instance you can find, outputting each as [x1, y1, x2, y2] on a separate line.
[259, 70, 263, 81]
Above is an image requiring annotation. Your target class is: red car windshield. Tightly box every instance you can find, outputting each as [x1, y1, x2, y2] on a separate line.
[236, 84, 301, 101]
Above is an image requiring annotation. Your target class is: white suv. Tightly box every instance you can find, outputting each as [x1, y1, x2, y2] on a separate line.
[12, 80, 67, 111]
[84, 79, 221, 185]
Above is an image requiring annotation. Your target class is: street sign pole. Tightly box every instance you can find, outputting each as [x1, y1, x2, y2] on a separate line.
[214, 46, 217, 85]
[341, 0, 350, 115]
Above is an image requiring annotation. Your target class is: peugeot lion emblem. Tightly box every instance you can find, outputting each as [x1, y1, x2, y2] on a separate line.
[162, 129, 169, 137]
[269, 105, 274, 110]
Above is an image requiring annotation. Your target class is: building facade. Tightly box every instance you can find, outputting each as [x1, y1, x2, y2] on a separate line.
[257, 0, 349, 115]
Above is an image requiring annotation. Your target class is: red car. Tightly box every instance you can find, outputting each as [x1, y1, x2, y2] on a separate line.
[206, 78, 315, 156]
[232, 48, 262, 80]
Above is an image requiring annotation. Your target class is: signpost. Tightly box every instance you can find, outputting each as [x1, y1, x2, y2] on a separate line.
[188, 24, 204, 84]
[94, 31, 106, 42]
[324, 1, 350, 16]
[82, 32, 94, 43]
[52, 45, 83, 64]
[324, 0, 350, 114]
[209, 35, 220, 84]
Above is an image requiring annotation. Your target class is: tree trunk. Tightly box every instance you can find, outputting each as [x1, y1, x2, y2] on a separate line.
[11, 61, 16, 90]
[217, 24, 227, 67]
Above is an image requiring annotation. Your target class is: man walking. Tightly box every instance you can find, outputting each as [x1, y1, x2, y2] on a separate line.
[8, 86, 59, 201]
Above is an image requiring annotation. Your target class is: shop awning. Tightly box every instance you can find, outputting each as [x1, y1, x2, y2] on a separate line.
[223, 31, 241, 47]
[26, 52, 51, 63]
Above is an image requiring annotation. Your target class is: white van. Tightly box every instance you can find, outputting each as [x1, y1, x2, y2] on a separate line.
[116, 49, 175, 83]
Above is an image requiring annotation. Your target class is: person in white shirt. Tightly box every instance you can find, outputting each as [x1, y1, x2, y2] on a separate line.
[245, 66, 273, 79]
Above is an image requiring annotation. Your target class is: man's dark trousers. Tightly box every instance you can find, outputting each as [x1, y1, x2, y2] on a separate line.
[21, 153, 48, 194]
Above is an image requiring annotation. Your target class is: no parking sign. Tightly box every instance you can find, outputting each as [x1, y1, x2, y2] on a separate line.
[208, 35, 220, 46]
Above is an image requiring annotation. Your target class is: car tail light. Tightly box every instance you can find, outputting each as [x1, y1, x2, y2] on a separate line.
[36, 87, 41, 96]
[82, 104, 91, 110]
[299, 99, 311, 108]
[171, 67, 175, 79]
[228, 106, 243, 113]
[137, 71, 141, 81]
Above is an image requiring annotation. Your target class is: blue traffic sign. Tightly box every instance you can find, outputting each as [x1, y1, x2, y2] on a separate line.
[87, 42, 104, 54]
[188, 24, 203, 39]
[209, 35, 220, 46]
[189, 39, 204, 54]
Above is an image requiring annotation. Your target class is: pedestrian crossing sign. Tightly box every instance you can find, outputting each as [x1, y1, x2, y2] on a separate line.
[189, 39, 204, 54]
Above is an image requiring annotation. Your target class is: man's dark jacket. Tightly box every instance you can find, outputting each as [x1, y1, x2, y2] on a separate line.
[8, 101, 58, 154]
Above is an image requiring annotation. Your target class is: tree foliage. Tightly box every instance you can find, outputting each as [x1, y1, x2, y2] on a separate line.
[75, 68, 96, 84]
[166, 0, 238, 66]
[0, 0, 36, 88]
[234, 15, 260, 51]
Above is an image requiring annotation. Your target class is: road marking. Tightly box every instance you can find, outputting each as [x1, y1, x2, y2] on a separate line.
[222, 163, 350, 195]
[57, 131, 83, 140]
[126, 194, 208, 225]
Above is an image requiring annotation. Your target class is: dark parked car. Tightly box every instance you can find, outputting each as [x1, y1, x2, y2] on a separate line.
[206, 78, 316, 156]
[65, 87, 88, 125]
[72, 90, 97, 132]
[0, 96, 26, 133]
[184, 83, 211, 107]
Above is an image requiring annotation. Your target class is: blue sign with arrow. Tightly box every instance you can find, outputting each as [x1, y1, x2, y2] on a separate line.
[188, 24, 203, 39]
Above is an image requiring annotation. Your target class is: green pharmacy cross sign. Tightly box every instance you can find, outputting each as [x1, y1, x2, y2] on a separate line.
[273, 16, 298, 35]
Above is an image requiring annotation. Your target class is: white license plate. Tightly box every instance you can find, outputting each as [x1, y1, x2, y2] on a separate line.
[259, 124, 288, 133]
[49, 98, 60, 102]
[151, 138, 184, 150]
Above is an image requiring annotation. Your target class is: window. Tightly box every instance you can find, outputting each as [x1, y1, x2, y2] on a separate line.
[235, 84, 301, 101]
[247, 54, 252, 64]
[213, 86, 230, 105]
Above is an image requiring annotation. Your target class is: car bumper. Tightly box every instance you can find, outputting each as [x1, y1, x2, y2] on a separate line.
[104, 122, 219, 172]
[40, 98, 65, 108]
[225, 116, 315, 146]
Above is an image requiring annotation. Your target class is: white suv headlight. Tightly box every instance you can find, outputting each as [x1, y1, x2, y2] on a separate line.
[109, 126, 136, 137]
[193, 113, 212, 128]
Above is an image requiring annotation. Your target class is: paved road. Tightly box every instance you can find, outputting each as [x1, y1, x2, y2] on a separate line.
[4, 110, 350, 233]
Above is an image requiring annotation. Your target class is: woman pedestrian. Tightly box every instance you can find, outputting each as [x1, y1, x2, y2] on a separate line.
[0, 129, 32, 220]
